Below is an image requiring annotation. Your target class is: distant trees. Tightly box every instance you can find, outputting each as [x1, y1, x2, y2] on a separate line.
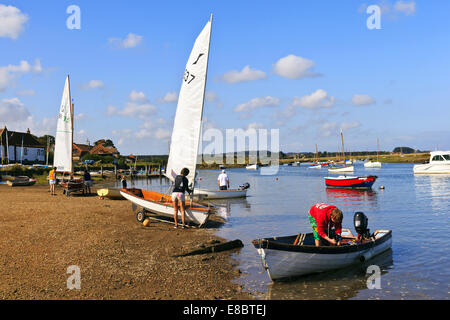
[392, 147, 421, 154]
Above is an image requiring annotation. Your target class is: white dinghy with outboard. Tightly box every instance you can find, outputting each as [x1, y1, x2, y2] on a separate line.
[252, 212, 392, 281]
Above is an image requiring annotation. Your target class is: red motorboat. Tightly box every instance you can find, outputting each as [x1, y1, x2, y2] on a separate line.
[325, 175, 377, 189]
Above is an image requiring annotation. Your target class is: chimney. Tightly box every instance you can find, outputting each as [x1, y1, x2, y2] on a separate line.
[26, 128, 30, 134]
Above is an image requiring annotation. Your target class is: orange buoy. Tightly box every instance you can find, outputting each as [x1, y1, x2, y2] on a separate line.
[143, 218, 150, 227]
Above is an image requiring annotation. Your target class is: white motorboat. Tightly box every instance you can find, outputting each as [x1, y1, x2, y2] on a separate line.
[413, 151, 450, 174]
[246, 164, 258, 170]
[120, 16, 214, 226]
[308, 164, 322, 169]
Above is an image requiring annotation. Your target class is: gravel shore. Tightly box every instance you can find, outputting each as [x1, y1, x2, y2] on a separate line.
[0, 184, 253, 300]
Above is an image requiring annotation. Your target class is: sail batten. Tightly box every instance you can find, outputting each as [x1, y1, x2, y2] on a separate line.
[165, 18, 212, 185]
[53, 75, 73, 173]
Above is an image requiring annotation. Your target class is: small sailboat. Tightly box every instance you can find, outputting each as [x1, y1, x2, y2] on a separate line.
[120, 16, 214, 226]
[54, 76, 85, 196]
[364, 139, 382, 168]
[308, 144, 322, 169]
[329, 131, 354, 173]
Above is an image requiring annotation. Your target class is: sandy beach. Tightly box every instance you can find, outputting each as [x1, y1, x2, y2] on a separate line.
[0, 184, 253, 300]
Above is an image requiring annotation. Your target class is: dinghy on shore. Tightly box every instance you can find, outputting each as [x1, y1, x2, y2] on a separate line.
[6, 176, 36, 187]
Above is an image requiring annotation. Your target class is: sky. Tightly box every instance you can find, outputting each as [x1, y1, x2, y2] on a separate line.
[1, 0, 449, 156]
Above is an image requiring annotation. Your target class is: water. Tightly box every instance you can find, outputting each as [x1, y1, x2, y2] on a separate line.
[113, 163, 450, 300]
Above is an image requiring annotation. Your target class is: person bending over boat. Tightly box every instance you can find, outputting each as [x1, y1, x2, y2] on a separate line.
[49, 167, 57, 196]
[308, 203, 343, 246]
[172, 168, 193, 229]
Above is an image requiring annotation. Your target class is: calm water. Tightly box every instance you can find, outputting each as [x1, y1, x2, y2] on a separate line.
[111, 163, 449, 300]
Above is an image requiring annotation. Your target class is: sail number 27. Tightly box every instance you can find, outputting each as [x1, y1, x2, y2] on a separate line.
[184, 69, 196, 85]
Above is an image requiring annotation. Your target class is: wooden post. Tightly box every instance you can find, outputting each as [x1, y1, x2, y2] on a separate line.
[114, 165, 117, 180]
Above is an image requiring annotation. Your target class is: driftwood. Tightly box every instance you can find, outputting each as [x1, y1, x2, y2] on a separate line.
[175, 239, 244, 257]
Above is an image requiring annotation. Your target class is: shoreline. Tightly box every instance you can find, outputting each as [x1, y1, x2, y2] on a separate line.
[0, 185, 254, 300]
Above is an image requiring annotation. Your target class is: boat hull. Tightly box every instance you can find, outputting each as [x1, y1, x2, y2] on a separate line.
[253, 230, 392, 281]
[364, 161, 382, 168]
[6, 178, 36, 187]
[193, 188, 247, 199]
[120, 188, 210, 226]
[325, 175, 377, 189]
[413, 163, 450, 174]
[246, 164, 258, 170]
[328, 166, 354, 173]
[97, 188, 124, 199]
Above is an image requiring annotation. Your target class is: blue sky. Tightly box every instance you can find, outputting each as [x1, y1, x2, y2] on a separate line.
[1, 0, 449, 155]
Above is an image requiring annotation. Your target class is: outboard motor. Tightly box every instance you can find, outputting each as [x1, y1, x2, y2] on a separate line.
[239, 182, 250, 190]
[354, 211, 370, 241]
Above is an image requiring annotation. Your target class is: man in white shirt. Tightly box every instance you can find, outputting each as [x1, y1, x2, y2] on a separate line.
[217, 170, 230, 190]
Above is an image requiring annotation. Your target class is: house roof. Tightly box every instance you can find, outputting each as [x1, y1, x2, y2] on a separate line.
[0, 127, 44, 148]
[90, 143, 119, 155]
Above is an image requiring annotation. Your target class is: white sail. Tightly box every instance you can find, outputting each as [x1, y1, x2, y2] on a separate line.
[53, 75, 73, 173]
[165, 17, 212, 185]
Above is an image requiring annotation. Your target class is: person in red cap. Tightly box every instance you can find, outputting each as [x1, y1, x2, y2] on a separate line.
[308, 203, 343, 246]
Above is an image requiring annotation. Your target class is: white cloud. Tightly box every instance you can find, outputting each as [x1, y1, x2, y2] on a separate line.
[81, 80, 104, 90]
[394, 1, 416, 15]
[0, 59, 43, 91]
[0, 97, 30, 122]
[0, 4, 28, 40]
[109, 33, 143, 49]
[118, 102, 157, 118]
[219, 65, 267, 83]
[158, 91, 178, 103]
[233, 96, 280, 114]
[17, 89, 35, 96]
[106, 91, 156, 119]
[129, 90, 148, 103]
[291, 89, 335, 109]
[341, 121, 361, 131]
[352, 94, 376, 106]
[319, 122, 338, 137]
[273, 55, 322, 79]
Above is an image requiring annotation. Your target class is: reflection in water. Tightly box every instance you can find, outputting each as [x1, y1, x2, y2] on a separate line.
[266, 249, 393, 300]
[415, 175, 450, 214]
[203, 198, 251, 221]
[325, 188, 378, 208]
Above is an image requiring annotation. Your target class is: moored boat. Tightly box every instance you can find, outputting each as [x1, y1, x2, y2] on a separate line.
[193, 183, 249, 200]
[328, 165, 354, 173]
[325, 175, 377, 189]
[246, 164, 258, 170]
[413, 151, 450, 174]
